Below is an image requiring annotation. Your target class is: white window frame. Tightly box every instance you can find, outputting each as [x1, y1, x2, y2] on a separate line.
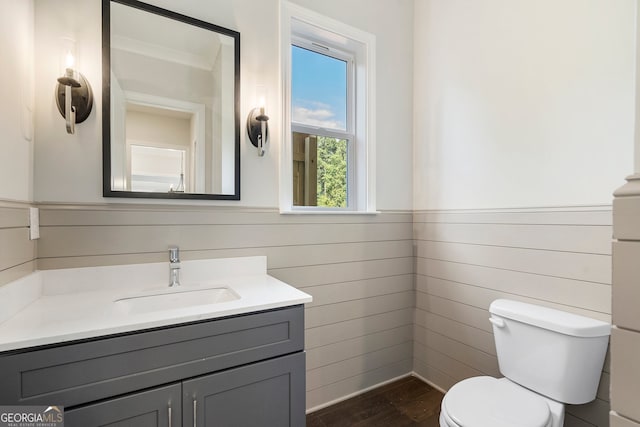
[291, 40, 355, 209]
[280, 1, 376, 213]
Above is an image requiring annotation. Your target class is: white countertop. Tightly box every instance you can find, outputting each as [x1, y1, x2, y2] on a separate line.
[0, 256, 312, 352]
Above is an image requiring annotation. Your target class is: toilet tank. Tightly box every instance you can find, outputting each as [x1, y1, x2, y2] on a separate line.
[489, 299, 610, 404]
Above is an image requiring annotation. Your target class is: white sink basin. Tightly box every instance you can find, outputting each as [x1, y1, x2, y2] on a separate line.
[114, 287, 240, 314]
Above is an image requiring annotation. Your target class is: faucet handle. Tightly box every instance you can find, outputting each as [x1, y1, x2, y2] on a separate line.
[169, 246, 180, 262]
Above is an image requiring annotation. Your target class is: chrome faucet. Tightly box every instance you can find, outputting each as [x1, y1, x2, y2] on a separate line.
[169, 246, 180, 287]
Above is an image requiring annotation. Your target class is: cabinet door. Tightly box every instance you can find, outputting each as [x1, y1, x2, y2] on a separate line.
[65, 383, 181, 427]
[183, 352, 305, 427]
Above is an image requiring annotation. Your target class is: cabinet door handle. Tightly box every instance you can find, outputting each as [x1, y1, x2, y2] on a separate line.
[168, 406, 172, 427]
[193, 398, 197, 427]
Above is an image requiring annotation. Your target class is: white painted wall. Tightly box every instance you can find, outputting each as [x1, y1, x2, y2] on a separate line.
[9, 0, 637, 209]
[414, 0, 636, 210]
[126, 110, 191, 150]
[30, 0, 414, 209]
[33, 0, 102, 204]
[0, 0, 34, 202]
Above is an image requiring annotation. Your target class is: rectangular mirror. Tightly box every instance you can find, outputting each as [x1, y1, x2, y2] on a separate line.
[103, 0, 240, 200]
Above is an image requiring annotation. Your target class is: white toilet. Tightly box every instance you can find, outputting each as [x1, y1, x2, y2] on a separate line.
[439, 299, 610, 427]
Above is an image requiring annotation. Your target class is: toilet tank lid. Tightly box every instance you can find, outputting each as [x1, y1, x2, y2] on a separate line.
[489, 299, 611, 338]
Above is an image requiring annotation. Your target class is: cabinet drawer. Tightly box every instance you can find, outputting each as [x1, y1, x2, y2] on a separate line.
[0, 305, 304, 408]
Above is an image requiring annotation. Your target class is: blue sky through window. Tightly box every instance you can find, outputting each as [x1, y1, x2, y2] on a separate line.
[291, 45, 347, 131]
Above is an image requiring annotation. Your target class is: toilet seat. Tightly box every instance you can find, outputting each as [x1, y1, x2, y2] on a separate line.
[441, 377, 552, 427]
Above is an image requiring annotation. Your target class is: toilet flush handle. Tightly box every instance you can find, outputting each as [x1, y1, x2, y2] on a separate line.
[489, 317, 506, 328]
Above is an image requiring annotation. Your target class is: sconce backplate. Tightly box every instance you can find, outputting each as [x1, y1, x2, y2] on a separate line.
[246, 108, 269, 148]
[55, 73, 94, 123]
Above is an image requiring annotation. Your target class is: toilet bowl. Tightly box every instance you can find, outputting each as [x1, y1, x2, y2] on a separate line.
[438, 299, 610, 427]
[438, 377, 564, 427]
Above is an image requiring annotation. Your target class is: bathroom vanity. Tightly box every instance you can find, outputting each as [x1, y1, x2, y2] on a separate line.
[0, 256, 311, 426]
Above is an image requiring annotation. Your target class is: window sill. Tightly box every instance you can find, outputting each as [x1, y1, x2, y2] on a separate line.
[280, 209, 380, 215]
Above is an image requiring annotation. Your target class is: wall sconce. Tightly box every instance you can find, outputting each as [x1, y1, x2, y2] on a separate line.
[246, 94, 269, 156]
[55, 39, 93, 134]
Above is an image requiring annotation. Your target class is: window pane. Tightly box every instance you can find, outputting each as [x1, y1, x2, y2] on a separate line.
[292, 132, 347, 208]
[291, 45, 347, 131]
[130, 145, 186, 192]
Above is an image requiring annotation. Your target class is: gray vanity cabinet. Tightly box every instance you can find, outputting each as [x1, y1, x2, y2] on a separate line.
[0, 305, 305, 427]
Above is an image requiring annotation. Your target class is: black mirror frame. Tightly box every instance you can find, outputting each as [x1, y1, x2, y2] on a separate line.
[102, 0, 241, 200]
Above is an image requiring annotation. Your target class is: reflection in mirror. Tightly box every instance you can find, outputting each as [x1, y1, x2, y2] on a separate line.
[103, 0, 240, 200]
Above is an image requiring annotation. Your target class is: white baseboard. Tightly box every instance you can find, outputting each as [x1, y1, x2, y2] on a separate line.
[305, 372, 413, 414]
[410, 371, 448, 394]
[305, 371, 448, 414]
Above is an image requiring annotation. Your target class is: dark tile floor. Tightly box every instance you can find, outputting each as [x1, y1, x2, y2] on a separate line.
[306, 376, 444, 427]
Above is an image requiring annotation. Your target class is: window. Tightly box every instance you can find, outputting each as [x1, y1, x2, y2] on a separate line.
[281, 2, 376, 213]
[130, 145, 187, 192]
[291, 44, 351, 208]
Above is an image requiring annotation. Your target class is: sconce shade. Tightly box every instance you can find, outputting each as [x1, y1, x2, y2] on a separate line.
[55, 71, 93, 125]
[246, 107, 269, 148]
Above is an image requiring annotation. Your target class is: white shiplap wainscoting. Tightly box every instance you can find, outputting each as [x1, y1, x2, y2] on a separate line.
[413, 207, 613, 427]
[0, 201, 37, 286]
[35, 204, 415, 410]
[1, 203, 616, 423]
